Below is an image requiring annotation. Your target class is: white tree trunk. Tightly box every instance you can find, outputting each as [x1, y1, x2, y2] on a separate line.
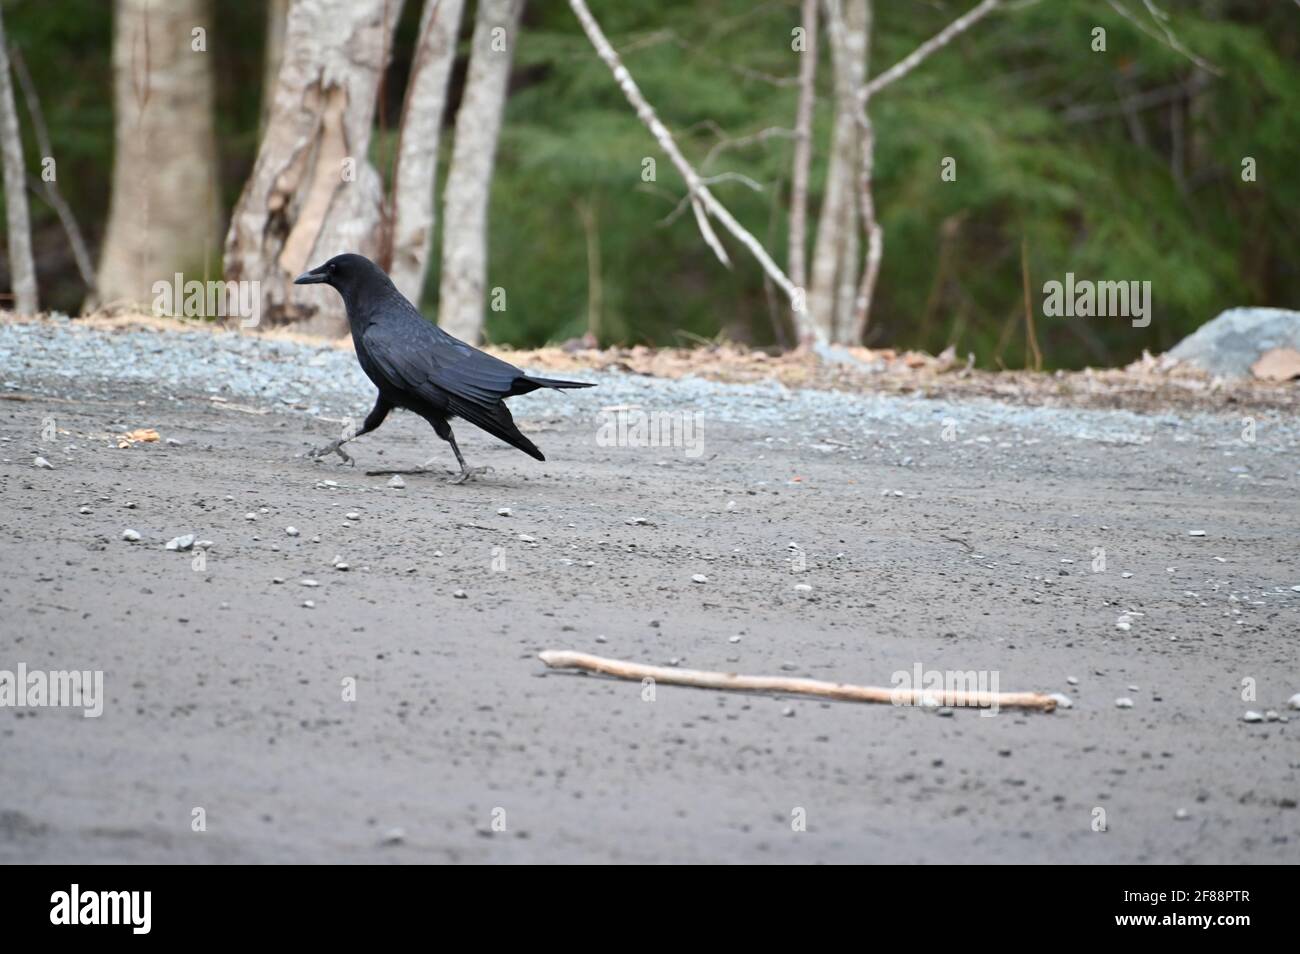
[809, 0, 867, 343]
[437, 0, 524, 343]
[96, 0, 220, 309]
[260, 0, 291, 135]
[786, 0, 818, 295]
[225, 0, 402, 334]
[388, 0, 466, 303]
[0, 5, 37, 314]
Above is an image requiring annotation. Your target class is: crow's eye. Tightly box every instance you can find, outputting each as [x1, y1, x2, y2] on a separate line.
[327, 263, 337, 273]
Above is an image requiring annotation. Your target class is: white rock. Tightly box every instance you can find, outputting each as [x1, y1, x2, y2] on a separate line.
[1048, 693, 1073, 709]
[1287, 693, 1300, 710]
[519, 534, 537, 543]
[453, 589, 467, 599]
[345, 512, 360, 521]
[122, 529, 141, 542]
[165, 534, 195, 551]
[497, 507, 511, 516]
[33, 456, 53, 469]
[691, 574, 708, 584]
[387, 475, 406, 489]
[1242, 710, 1264, 722]
[1115, 697, 1134, 709]
[1188, 530, 1206, 537]
[286, 526, 300, 537]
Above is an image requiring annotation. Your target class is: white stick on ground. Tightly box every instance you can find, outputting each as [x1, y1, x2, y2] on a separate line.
[539, 651, 1059, 712]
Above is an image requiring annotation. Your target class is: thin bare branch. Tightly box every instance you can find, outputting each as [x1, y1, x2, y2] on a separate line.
[1106, 0, 1222, 76]
[10, 47, 96, 293]
[860, 0, 1002, 102]
[568, 0, 824, 347]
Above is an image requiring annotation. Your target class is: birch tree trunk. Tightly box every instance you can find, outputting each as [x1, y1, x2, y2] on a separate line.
[225, 0, 402, 334]
[786, 0, 818, 295]
[387, 0, 466, 303]
[0, 5, 37, 314]
[96, 0, 220, 309]
[437, 0, 524, 343]
[260, 0, 291, 135]
[808, 0, 867, 344]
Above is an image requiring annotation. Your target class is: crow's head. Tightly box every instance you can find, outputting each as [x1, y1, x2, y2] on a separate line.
[293, 253, 385, 297]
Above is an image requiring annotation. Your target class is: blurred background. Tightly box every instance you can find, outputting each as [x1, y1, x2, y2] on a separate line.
[0, 0, 1296, 368]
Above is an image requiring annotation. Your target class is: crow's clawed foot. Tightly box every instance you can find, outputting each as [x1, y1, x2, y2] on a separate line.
[307, 439, 354, 466]
[448, 465, 494, 485]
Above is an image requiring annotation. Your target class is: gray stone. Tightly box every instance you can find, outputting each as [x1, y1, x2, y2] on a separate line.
[1168, 308, 1300, 377]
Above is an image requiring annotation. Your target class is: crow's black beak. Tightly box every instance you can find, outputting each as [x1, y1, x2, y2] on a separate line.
[293, 269, 326, 285]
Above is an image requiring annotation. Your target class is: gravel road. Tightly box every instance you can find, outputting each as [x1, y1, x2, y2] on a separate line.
[2, 318, 1298, 863]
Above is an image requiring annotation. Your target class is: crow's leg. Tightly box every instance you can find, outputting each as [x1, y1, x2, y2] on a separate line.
[308, 393, 391, 465]
[431, 418, 493, 484]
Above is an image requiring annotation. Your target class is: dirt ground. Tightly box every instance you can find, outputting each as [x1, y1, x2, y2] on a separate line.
[1, 319, 1298, 863]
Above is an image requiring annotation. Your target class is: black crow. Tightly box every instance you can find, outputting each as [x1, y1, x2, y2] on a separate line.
[294, 253, 593, 482]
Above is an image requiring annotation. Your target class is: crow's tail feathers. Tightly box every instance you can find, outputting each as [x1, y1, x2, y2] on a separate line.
[510, 374, 596, 396]
[448, 396, 546, 461]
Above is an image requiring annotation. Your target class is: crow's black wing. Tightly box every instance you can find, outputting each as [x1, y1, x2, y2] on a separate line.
[362, 319, 545, 460]
[363, 319, 524, 408]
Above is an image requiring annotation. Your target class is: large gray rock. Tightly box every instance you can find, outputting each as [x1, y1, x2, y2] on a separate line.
[1169, 308, 1300, 377]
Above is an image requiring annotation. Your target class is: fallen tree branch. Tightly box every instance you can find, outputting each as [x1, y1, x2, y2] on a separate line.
[859, 0, 1002, 102]
[539, 650, 1061, 712]
[568, 0, 824, 349]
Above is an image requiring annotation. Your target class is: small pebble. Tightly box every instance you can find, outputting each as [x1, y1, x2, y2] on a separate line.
[1242, 711, 1263, 723]
[286, 527, 300, 537]
[165, 534, 195, 551]
[34, 456, 53, 469]
[497, 507, 511, 516]
[302, 600, 315, 609]
[1174, 808, 1190, 821]
[122, 529, 141, 542]
[1115, 697, 1134, 709]
[453, 589, 467, 599]
[345, 512, 360, 521]
[387, 475, 406, 489]
[691, 574, 708, 584]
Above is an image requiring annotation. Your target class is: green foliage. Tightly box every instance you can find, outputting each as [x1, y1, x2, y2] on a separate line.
[4, 0, 1297, 367]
